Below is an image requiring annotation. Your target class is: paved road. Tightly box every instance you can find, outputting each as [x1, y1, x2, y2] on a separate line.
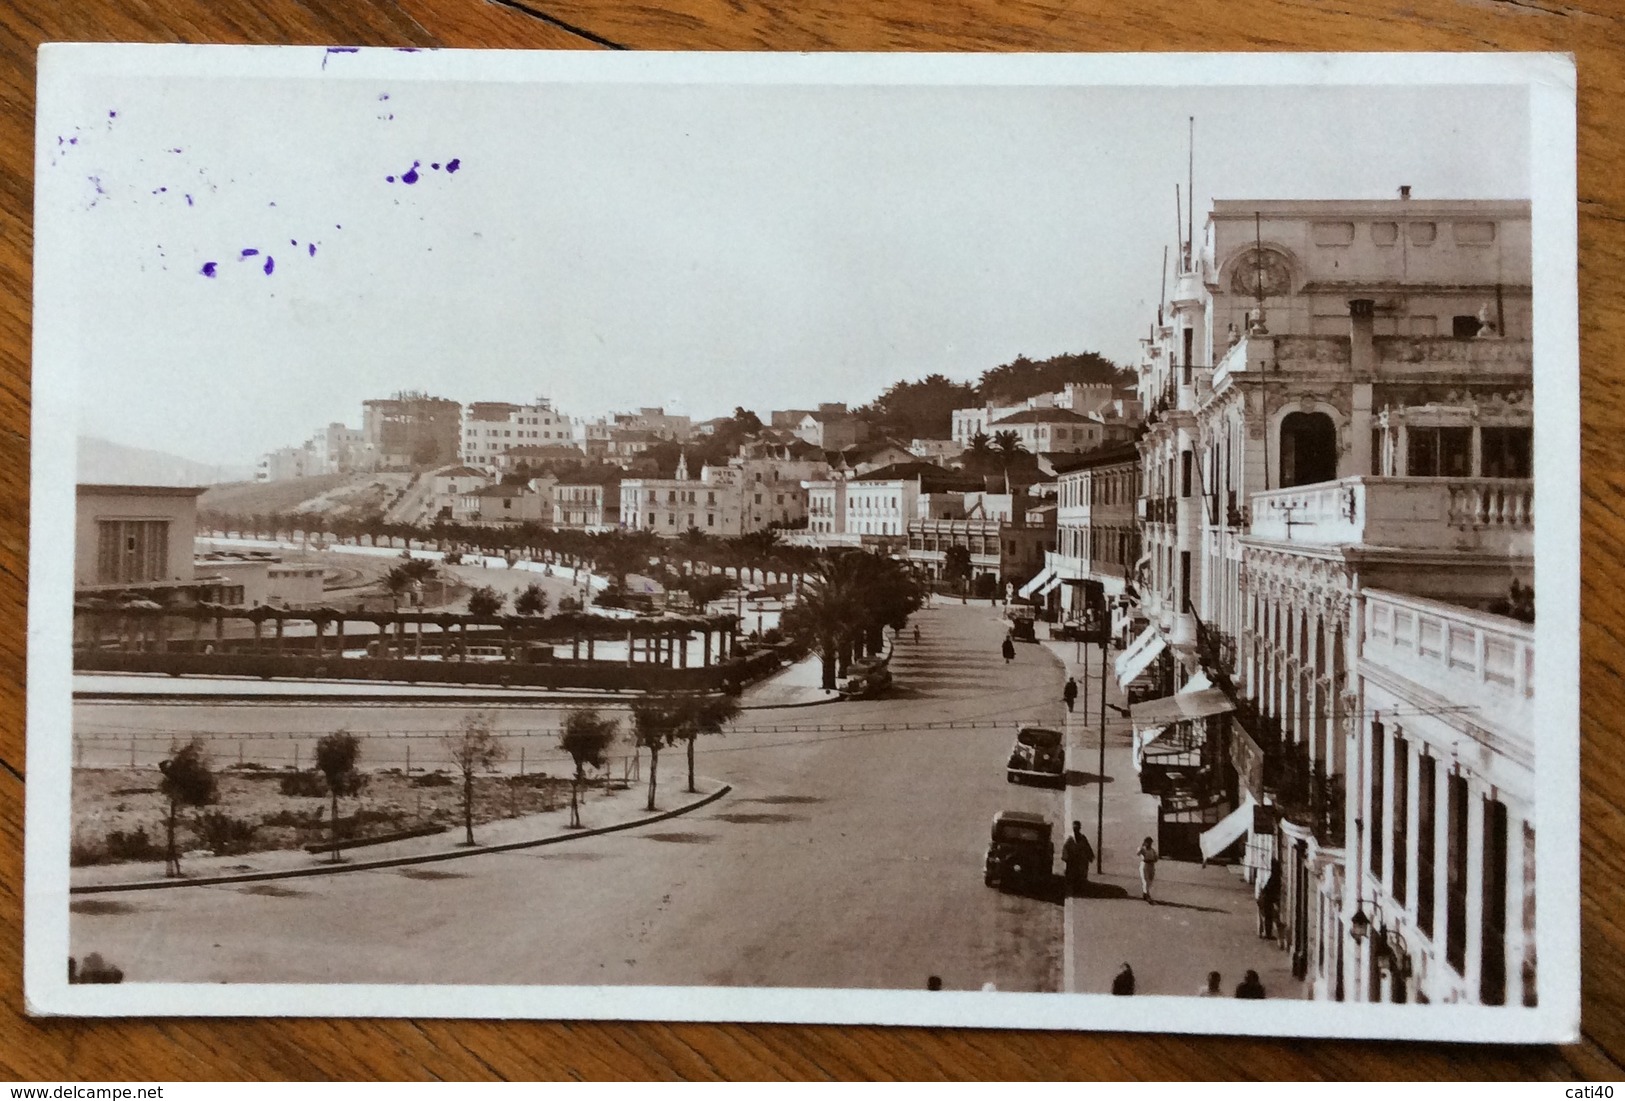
[70, 602, 1069, 991]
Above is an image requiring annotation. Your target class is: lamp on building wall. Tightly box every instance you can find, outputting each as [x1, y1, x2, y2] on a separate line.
[1349, 818, 1413, 981]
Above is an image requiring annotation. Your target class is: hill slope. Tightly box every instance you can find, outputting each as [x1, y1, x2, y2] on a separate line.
[78, 436, 253, 487]
[199, 472, 414, 521]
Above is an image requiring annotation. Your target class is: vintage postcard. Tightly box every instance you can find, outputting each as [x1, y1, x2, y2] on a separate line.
[26, 48, 1580, 1040]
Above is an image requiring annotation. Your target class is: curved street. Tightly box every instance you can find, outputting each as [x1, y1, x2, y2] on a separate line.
[70, 600, 1071, 991]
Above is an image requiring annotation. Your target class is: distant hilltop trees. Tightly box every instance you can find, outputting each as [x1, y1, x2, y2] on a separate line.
[854, 351, 1132, 441]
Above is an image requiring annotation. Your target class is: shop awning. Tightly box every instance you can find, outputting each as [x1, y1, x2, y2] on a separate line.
[1039, 574, 1065, 597]
[1181, 669, 1213, 694]
[1017, 567, 1055, 599]
[1128, 687, 1235, 725]
[1199, 795, 1258, 862]
[1114, 625, 1166, 685]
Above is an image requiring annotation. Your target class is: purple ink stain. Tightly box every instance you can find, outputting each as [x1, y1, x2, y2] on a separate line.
[396, 47, 421, 52]
[89, 176, 105, 195]
[263, 256, 275, 275]
[185, 194, 193, 206]
[108, 110, 117, 119]
[308, 243, 317, 257]
[169, 147, 183, 153]
[401, 161, 421, 184]
[431, 162, 440, 171]
[386, 175, 395, 183]
[379, 93, 390, 101]
[445, 158, 460, 174]
[201, 262, 217, 278]
[69, 137, 78, 145]
[290, 239, 298, 246]
[241, 248, 259, 257]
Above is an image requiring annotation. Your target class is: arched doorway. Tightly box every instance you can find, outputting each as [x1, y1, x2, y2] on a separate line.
[1280, 412, 1338, 488]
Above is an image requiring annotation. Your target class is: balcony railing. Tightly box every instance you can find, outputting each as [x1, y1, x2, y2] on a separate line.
[1214, 332, 1531, 389]
[1362, 588, 1534, 762]
[1246, 476, 1533, 554]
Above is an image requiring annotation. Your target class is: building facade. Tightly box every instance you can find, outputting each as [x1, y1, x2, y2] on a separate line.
[461, 398, 573, 470]
[1036, 443, 1142, 625]
[552, 477, 620, 532]
[362, 392, 462, 470]
[1121, 194, 1535, 1006]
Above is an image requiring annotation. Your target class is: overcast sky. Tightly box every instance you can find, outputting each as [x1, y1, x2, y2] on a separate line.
[45, 64, 1529, 467]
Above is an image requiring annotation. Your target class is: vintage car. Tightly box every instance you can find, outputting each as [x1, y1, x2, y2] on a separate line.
[836, 657, 892, 700]
[1006, 726, 1066, 787]
[1005, 604, 1038, 642]
[983, 810, 1055, 890]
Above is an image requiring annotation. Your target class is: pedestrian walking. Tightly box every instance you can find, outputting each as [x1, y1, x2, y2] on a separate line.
[1062, 676, 1078, 713]
[913, 624, 921, 645]
[1198, 971, 1223, 997]
[1061, 820, 1094, 895]
[1111, 963, 1136, 995]
[1235, 970, 1267, 999]
[1002, 636, 1016, 664]
[1257, 859, 1281, 940]
[1137, 836, 1159, 903]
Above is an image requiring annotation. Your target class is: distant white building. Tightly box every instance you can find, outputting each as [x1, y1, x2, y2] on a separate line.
[462, 398, 573, 470]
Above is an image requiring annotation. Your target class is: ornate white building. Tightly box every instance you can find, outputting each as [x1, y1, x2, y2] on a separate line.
[1124, 193, 1536, 1005]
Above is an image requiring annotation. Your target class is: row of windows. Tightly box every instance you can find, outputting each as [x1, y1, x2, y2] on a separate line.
[1367, 722, 1518, 1005]
[465, 429, 565, 440]
[1310, 219, 1496, 248]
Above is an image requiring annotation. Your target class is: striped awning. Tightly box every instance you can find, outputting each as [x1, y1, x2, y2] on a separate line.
[1114, 625, 1166, 685]
[1129, 687, 1235, 725]
[1017, 567, 1056, 599]
[1200, 796, 1258, 862]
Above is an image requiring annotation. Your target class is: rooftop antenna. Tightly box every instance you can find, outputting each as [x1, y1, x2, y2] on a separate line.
[1174, 183, 1184, 272]
[1187, 116, 1195, 273]
[1158, 244, 1168, 327]
[1252, 210, 1268, 333]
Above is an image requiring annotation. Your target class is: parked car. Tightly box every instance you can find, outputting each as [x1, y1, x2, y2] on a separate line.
[983, 810, 1054, 890]
[837, 657, 892, 699]
[1006, 726, 1066, 787]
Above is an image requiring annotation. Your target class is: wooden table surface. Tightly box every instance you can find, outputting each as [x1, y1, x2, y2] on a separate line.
[1, 0, 1621, 1082]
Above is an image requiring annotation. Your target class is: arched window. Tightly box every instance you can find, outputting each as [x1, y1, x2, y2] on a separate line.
[1280, 412, 1338, 488]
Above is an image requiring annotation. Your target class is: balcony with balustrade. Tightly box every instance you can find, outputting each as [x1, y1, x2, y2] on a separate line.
[1212, 332, 1532, 390]
[1245, 476, 1533, 555]
[1361, 588, 1534, 750]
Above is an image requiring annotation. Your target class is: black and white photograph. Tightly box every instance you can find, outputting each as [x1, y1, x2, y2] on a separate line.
[25, 48, 1580, 1040]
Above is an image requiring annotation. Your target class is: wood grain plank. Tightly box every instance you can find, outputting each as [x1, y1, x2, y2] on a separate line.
[0, 0, 1619, 1080]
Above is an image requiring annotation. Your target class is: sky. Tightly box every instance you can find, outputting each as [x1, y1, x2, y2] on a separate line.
[41, 58, 1531, 467]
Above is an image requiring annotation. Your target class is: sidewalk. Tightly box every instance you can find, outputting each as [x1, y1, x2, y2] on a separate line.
[71, 776, 729, 892]
[1042, 637, 1303, 1001]
[739, 652, 841, 709]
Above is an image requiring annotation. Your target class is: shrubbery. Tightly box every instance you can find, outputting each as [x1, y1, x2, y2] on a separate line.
[195, 811, 257, 855]
[279, 770, 328, 798]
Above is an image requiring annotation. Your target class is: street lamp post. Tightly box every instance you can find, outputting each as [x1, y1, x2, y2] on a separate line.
[1097, 635, 1106, 874]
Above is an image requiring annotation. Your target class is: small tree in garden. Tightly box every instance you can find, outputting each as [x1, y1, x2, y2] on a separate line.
[676, 694, 740, 794]
[443, 712, 507, 845]
[559, 709, 620, 828]
[514, 583, 550, 617]
[630, 696, 685, 812]
[467, 585, 505, 617]
[157, 738, 217, 877]
[314, 730, 365, 863]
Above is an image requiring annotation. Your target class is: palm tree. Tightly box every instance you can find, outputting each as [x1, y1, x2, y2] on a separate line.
[992, 430, 1028, 494]
[963, 430, 994, 475]
[780, 551, 870, 688]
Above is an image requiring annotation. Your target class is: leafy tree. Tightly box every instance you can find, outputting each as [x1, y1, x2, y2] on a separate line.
[157, 738, 217, 877]
[855, 373, 977, 440]
[443, 712, 508, 845]
[314, 730, 365, 863]
[559, 709, 620, 828]
[675, 693, 740, 794]
[381, 564, 419, 610]
[943, 544, 973, 600]
[514, 583, 550, 617]
[684, 573, 732, 610]
[630, 696, 688, 812]
[467, 585, 505, 617]
[977, 351, 1126, 405]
